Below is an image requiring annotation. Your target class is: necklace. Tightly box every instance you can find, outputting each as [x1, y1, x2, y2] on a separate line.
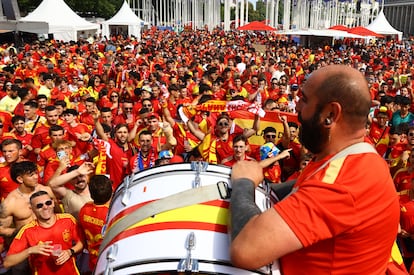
[16, 187, 31, 204]
[16, 187, 25, 197]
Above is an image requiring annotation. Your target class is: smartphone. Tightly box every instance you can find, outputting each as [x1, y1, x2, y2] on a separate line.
[57, 151, 67, 160]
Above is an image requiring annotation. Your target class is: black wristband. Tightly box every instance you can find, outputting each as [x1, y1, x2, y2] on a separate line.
[70, 248, 75, 256]
[230, 178, 261, 241]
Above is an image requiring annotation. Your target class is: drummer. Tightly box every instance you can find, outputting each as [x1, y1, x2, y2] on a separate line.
[229, 65, 399, 273]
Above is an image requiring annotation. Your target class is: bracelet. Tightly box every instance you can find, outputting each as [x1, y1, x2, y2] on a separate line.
[70, 248, 75, 256]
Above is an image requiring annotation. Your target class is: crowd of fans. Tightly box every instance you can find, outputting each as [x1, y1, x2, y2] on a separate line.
[0, 27, 413, 273]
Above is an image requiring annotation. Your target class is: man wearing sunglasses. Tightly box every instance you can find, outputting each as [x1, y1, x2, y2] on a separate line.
[188, 113, 259, 164]
[113, 100, 135, 130]
[1, 161, 57, 236]
[4, 190, 83, 274]
[0, 161, 57, 274]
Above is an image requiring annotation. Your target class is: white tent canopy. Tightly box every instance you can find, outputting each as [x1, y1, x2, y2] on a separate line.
[278, 29, 365, 39]
[17, 0, 99, 42]
[366, 10, 403, 40]
[101, 1, 143, 40]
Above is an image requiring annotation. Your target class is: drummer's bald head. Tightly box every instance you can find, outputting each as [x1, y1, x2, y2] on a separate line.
[309, 65, 371, 127]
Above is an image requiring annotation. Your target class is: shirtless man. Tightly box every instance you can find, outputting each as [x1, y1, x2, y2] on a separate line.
[0, 161, 56, 274]
[0, 161, 56, 237]
[48, 161, 95, 220]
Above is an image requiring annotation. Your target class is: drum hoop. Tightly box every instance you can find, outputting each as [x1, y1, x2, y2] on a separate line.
[112, 164, 231, 203]
[111, 258, 270, 275]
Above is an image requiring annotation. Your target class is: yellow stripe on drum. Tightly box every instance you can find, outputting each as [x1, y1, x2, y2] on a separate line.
[107, 204, 229, 232]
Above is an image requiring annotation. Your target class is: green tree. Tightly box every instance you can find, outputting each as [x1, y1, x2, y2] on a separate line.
[17, 0, 122, 19]
[17, 0, 42, 15]
[255, 0, 267, 20]
[220, 1, 267, 23]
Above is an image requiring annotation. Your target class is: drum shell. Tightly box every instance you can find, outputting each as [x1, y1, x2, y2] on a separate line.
[96, 163, 280, 275]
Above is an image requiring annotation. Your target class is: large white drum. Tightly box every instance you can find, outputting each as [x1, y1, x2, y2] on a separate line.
[95, 162, 281, 275]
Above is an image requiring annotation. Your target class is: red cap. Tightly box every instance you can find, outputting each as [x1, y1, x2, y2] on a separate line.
[148, 112, 160, 120]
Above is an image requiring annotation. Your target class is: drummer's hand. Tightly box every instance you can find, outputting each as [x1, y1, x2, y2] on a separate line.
[231, 161, 263, 188]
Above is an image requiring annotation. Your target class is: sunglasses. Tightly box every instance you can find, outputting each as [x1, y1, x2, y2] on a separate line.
[272, 82, 278, 85]
[409, 132, 414, 137]
[35, 200, 53, 209]
[265, 134, 276, 139]
[143, 104, 152, 107]
[110, 95, 119, 98]
[218, 121, 229, 127]
[124, 107, 133, 111]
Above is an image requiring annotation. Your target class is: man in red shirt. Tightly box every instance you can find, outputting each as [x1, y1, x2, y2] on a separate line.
[0, 139, 24, 200]
[129, 130, 158, 173]
[221, 134, 255, 167]
[62, 108, 92, 156]
[94, 111, 133, 190]
[230, 65, 399, 274]
[79, 97, 96, 129]
[79, 175, 112, 271]
[1, 116, 34, 161]
[4, 190, 83, 275]
[32, 105, 68, 155]
[189, 113, 259, 163]
[369, 107, 391, 156]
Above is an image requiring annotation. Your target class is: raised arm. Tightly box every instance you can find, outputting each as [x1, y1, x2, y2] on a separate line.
[160, 122, 177, 150]
[91, 109, 108, 142]
[187, 119, 206, 141]
[243, 113, 260, 138]
[48, 162, 95, 199]
[259, 149, 292, 168]
[279, 114, 290, 148]
[230, 161, 302, 269]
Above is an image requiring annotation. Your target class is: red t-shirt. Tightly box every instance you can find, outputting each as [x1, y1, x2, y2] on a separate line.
[393, 168, 413, 192]
[32, 120, 68, 150]
[0, 164, 18, 200]
[263, 164, 282, 183]
[399, 199, 414, 258]
[8, 214, 82, 275]
[79, 113, 95, 129]
[369, 123, 390, 156]
[106, 139, 133, 190]
[79, 202, 109, 270]
[66, 123, 93, 154]
[275, 151, 399, 274]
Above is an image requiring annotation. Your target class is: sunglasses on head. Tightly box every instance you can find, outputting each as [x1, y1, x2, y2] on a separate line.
[35, 200, 53, 209]
[265, 134, 276, 139]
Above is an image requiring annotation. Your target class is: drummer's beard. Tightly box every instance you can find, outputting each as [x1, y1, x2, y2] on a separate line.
[298, 110, 329, 155]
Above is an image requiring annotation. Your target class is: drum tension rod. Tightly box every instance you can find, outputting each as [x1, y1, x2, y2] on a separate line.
[103, 244, 118, 275]
[121, 175, 132, 206]
[191, 161, 208, 188]
[178, 232, 199, 273]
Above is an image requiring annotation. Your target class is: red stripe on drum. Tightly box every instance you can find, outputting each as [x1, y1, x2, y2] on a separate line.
[103, 221, 228, 251]
[107, 200, 230, 229]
